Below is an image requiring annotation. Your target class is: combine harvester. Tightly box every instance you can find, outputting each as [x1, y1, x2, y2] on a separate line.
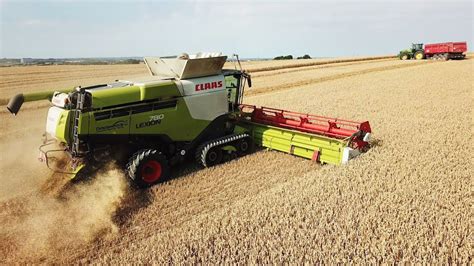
[7, 53, 372, 187]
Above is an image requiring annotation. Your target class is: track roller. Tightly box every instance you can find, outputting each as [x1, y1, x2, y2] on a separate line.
[195, 133, 251, 168]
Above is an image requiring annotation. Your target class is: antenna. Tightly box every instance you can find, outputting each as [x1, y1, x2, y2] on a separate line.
[233, 54, 242, 71]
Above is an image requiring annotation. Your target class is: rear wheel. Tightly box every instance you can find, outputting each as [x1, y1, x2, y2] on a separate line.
[127, 149, 170, 188]
[414, 51, 424, 60]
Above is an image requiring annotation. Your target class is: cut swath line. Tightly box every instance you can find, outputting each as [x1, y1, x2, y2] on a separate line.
[251, 58, 395, 78]
[247, 55, 396, 73]
[246, 61, 434, 97]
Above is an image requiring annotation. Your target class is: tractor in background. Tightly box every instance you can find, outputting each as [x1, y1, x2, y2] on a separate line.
[398, 43, 425, 60]
[399, 42, 467, 60]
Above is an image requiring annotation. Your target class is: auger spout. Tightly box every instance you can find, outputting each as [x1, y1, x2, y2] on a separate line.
[7, 88, 73, 115]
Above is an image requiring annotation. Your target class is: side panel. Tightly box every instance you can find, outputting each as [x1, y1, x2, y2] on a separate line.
[85, 98, 211, 142]
[139, 81, 181, 101]
[128, 98, 209, 141]
[240, 122, 348, 165]
[91, 86, 141, 108]
[178, 75, 228, 120]
[183, 91, 228, 120]
[46, 107, 71, 143]
[78, 112, 90, 136]
[452, 42, 467, 53]
[88, 82, 181, 109]
[89, 116, 130, 135]
[425, 42, 467, 55]
[47, 107, 64, 137]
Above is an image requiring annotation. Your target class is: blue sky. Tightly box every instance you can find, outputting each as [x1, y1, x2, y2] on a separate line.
[0, 0, 472, 58]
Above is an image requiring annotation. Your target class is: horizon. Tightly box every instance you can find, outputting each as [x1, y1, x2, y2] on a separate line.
[1, 0, 472, 58]
[0, 55, 333, 60]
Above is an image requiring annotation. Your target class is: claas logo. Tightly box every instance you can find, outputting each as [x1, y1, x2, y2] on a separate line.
[195, 81, 223, 91]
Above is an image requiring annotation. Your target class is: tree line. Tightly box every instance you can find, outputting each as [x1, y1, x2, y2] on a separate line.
[274, 54, 311, 60]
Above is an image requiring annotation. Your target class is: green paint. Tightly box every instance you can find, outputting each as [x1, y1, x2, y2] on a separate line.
[222, 145, 237, 152]
[84, 98, 209, 141]
[55, 109, 72, 143]
[90, 81, 180, 108]
[239, 121, 348, 165]
[23, 88, 74, 102]
[139, 81, 181, 101]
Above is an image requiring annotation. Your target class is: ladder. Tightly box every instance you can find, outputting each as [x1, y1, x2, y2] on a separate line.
[71, 87, 85, 156]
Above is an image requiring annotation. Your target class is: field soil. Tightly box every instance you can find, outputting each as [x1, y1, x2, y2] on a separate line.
[0, 56, 472, 263]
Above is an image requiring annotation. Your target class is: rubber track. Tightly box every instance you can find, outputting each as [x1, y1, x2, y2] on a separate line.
[195, 133, 249, 167]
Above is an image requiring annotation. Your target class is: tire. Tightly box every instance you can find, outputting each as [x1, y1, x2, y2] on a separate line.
[443, 53, 449, 60]
[414, 51, 424, 60]
[237, 137, 253, 155]
[127, 149, 170, 188]
[400, 54, 408, 60]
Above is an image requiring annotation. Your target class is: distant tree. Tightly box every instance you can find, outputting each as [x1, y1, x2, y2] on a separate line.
[120, 59, 142, 64]
[273, 55, 293, 60]
[297, 54, 311, 59]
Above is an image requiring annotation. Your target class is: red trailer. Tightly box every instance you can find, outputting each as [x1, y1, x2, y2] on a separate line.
[424, 42, 467, 60]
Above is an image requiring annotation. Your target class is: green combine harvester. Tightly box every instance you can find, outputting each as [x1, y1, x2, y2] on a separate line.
[7, 53, 372, 187]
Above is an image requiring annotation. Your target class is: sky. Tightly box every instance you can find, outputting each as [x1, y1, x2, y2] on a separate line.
[0, 0, 472, 58]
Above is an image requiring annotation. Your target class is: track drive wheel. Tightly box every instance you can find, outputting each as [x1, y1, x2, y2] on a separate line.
[237, 137, 253, 155]
[414, 51, 424, 60]
[205, 147, 223, 167]
[127, 149, 170, 188]
[195, 134, 251, 168]
[196, 144, 223, 168]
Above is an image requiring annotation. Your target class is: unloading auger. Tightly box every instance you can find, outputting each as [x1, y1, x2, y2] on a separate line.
[6, 52, 372, 187]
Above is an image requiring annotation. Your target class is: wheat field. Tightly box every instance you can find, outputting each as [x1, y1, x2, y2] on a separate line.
[0, 56, 472, 263]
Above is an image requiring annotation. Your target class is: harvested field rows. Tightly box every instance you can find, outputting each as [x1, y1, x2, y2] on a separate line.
[0, 57, 472, 263]
[244, 55, 394, 73]
[249, 58, 392, 78]
[0, 55, 392, 105]
[248, 59, 427, 95]
[0, 64, 148, 104]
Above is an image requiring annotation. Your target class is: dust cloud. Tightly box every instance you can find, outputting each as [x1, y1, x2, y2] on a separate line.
[0, 105, 130, 263]
[0, 163, 128, 263]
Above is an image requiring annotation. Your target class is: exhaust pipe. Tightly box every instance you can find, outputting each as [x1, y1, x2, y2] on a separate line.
[7, 93, 24, 115]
